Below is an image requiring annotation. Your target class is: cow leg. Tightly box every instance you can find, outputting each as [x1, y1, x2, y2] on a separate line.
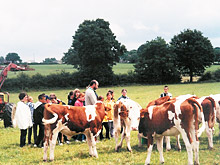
[145, 135, 154, 165]
[156, 136, 164, 164]
[176, 135, 181, 151]
[165, 136, 171, 151]
[84, 131, 98, 158]
[178, 128, 194, 165]
[138, 133, 142, 147]
[49, 130, 59, 161]
[43, 125, 50, 161]
[124, 125, 132, 152]
[116, 126, 125, 152]
[190, 126, 200, 165]
[205, 122, 213, 149]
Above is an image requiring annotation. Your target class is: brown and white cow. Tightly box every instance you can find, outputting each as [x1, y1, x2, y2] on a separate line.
[138, 97, 202, 165]
[209, 94, 220, 137]
[42, 101, 106, 161]
[166, 96, 216, 150]
[113, 99, 142, 152]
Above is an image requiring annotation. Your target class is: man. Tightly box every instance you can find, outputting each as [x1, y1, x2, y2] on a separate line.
[85, 80, 99, 106]
[33, 93, 47, 147]
[160, 85, 172, 98]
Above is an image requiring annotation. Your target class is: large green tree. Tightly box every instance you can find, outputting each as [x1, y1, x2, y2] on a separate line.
[134, 37, 181, 84]
[63, 18, 126, 85]
[170, 29, 214, 82]
[43, 57, 58, 63]
[214, 47, 220, 64]
[5, 53, 22, 63]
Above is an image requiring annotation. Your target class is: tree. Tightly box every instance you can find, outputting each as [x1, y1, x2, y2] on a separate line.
[170, 29, 214, 82]
[5, 53, 22, 63]
[134, 37, 181, 84]
[63, 18, 126, 86]
[0, 56, 4, 64]
[43, 58, 58, 63]
[120, 50, 138, 63]
[214, 47, 220, 64]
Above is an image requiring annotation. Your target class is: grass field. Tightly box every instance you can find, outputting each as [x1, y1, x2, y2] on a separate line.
[6, 63, 135, 79]
[0, 83, 220, 164]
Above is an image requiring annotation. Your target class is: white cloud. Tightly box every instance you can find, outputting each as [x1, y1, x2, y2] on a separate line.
[1, 0, 220, 62]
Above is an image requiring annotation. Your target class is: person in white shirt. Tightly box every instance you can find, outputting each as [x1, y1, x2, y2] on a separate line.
[14, 92, 33, 147]
[85, 80, 99, 105]
[160, 85, 172, 98]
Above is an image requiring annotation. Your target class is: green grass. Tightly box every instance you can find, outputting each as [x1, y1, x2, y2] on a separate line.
[205, 65, 220, 72]
[5, 63, 135, 79]
[1, 83, 220, 164]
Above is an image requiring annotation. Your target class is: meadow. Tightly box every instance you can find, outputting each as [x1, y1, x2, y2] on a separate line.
[6, 63, 135, 78]
[0, 83, 220, 164]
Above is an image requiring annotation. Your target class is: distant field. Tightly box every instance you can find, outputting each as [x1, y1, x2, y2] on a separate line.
[5, 63, 135, 79]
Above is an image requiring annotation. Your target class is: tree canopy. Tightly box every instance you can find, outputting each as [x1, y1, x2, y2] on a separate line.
[5, 53, 22, 63]
[120, 50, 138, 63]
[43, 57, 58, 63]
[135, 37, 181, 84]
[170, 29, 214, 82]
[63, 18, 126, 85]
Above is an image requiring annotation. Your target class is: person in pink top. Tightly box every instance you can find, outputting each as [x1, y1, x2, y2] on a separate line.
[74, 93, 86, 142]
[74, 93, 85, 107]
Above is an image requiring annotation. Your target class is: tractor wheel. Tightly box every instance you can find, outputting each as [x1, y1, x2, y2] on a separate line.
[3, 103, 14, 128]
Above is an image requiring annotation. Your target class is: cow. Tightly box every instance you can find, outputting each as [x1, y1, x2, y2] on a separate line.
[166, 96, 216, 150]
[209, 94, 220, 137]
[42, 101, 106, 161]
[138, 97, 202, 165]
[113, 98, 142, 152]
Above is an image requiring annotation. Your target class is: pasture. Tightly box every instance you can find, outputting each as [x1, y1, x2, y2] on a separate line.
[6, 63, 135, 79]
[0, 83, 220, 164]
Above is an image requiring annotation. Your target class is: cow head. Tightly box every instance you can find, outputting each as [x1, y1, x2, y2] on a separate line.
[116, 99, 142, 131]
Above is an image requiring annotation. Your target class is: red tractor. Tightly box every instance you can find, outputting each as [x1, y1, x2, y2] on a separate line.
[0, 63, 34, 127]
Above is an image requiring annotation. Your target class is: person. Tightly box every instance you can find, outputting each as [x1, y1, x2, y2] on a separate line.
[14, 92, 33, 147]
[160, 85, 172, 98]
[26, 96, 34, 145]
[67, 91, 74, 105]
[85, 80, 99, 106]
[98, 95, 110, 140]
[117, 89, 130, 101]
[71, 89, 81, 106]
[108, 89, 115, 103]
[104, 92, 115, 138]
[33, 93, 47, 147]
[74, 93, 86, 142]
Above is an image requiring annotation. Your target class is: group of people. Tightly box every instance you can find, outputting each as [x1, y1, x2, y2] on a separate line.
[13, 78, 171, 148]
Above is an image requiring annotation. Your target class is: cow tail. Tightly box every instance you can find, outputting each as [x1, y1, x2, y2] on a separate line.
[188, 98, 204, 138]
[42, 103, 58, 125]
[11, 104, 17, 128]
[206, 97, 216, 128]
[191, 98, 205, 137]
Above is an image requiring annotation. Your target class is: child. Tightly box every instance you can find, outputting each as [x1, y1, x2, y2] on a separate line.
[74, 93, 86, 142]
[27, 96, 34, 145]
[14, 92, 33, 147]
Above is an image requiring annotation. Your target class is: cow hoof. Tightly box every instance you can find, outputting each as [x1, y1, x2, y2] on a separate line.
[161, 162, 164, 164]
[194, 161, 199, 165]
[208, 147, 213, 150]
[166, 149, 171, 151]
[127, 147, 132, 152]
[115, 146, 121, 152]
[43, 159, 47, 162]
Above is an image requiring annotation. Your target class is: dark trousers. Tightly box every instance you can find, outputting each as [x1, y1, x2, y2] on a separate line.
[108, 121, 114, 137]
[33, 124, 38, 144]
[28, 127, 32, 144]
[20, 129, 27, 147]
[100, 122, 110, 140]
[34, 123, 44, 147]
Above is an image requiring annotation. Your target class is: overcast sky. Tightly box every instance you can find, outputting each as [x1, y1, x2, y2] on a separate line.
[1, 0, 220, 62]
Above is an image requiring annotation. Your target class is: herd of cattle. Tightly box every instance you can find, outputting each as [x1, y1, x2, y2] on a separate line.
[41, 94, 220, 165]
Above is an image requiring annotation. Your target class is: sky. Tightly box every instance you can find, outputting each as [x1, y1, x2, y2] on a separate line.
[1, 0, 220, 62]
